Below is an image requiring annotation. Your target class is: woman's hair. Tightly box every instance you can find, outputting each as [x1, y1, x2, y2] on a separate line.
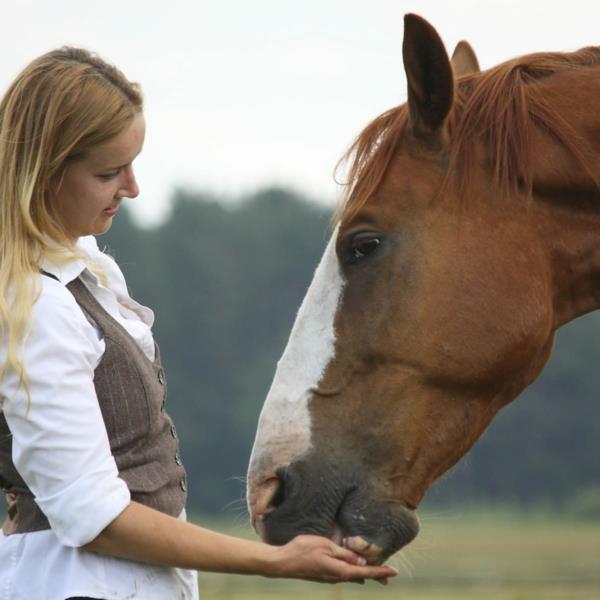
[0, 47, 143, 395]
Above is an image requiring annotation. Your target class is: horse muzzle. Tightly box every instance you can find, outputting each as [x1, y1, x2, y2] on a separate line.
[248, 456, 420, 564]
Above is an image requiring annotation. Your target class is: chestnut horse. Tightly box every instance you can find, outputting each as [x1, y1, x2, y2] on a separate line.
[247, 14, 600, 564]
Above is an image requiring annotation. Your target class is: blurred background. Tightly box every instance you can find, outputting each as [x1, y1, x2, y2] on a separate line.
[4, 1, 600, 598]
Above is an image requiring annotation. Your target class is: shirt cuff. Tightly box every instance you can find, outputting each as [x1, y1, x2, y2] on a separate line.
[35, 472, 131, 547]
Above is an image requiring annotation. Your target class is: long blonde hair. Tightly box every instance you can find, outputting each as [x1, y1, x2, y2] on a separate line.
[0, 47, 143, 394]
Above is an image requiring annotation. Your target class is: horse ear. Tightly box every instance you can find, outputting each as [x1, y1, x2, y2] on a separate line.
[402, 14, 454, 142]
[451, 40, 480, 77]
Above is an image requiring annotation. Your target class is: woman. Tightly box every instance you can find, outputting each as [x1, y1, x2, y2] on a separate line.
[0, 48, 397, 599]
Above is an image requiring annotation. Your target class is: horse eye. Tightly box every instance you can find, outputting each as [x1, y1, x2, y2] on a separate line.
[350, 235, 381, 262]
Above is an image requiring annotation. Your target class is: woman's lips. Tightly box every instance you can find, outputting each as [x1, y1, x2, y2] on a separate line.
[103, 206, 119, 216]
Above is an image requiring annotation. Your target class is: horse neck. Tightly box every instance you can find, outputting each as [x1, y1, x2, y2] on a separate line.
[528, 67, 600, 328]
[532, 186, 600, 329]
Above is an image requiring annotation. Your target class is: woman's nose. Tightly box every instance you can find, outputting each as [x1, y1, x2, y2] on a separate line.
[118, 166, 139, 199]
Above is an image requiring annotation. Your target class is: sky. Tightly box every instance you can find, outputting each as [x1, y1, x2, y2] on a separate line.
[3, 0, 600, 225]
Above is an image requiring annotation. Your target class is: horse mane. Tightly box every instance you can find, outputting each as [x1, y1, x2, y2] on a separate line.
[336, 46, 600, 222]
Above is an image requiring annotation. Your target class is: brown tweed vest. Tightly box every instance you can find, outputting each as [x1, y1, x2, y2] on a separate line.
[0, 276, 187, 534]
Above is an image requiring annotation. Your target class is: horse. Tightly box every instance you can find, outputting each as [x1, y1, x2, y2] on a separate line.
[246, 13, 600, 565]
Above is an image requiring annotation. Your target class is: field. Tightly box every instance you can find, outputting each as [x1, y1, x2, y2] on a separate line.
[195, 508, 600, 600]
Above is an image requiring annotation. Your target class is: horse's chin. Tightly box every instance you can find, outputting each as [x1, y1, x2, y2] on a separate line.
[336, 498, 420, 565]
[334, 507, 419, 565]
[331, 523, 387, 565]
[344, 535, 387, 565]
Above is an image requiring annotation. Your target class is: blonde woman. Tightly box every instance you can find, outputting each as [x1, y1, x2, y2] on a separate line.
[0, 49, 396, 599]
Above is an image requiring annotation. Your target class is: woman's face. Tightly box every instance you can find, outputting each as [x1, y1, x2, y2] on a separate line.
[52, 112, 146, 239]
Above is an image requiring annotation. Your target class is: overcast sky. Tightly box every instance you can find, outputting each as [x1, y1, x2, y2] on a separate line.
[3, 0, 600, 224]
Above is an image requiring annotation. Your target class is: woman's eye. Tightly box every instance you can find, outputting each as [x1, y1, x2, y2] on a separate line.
[97, 171, 119, 181]
[349, 234, 381, 263]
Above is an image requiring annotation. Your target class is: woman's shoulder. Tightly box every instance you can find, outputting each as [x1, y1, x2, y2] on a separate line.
[37, 270, 77, 308]
[0, 271, 104, 396]
[35, 272, 98, 339]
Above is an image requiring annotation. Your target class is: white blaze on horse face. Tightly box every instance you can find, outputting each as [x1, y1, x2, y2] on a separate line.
[247, 227, 344, 507]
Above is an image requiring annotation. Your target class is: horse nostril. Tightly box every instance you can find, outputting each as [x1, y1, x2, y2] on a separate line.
[270, 481, 285, 509]
[269, 467, 288, 509]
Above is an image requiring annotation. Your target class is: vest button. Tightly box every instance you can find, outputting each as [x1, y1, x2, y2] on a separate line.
[175, 451, 183, 466]
[157, 368, 165, 384]
[170, 424, 177, 439]
[180, 478, 187, 492]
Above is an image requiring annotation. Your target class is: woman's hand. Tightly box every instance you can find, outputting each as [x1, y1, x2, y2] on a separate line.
[262, 534, 398, 584]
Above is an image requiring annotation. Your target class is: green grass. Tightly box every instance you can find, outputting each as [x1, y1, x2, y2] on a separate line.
[194, 508, 600, 599]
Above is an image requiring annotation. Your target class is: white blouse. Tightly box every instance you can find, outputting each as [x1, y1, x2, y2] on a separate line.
[0, 236, 199, 600]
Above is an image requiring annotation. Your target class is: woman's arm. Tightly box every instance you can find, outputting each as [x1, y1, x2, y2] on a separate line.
[84, 500, 398, 583]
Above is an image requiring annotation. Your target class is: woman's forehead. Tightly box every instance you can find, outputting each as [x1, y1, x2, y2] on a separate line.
[86, 113, 145, 168]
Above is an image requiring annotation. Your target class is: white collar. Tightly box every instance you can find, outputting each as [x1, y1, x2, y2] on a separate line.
[38, 236, 101, 285]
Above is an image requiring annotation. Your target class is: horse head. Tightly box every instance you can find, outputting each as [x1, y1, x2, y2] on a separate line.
[247, 14, 600, 563]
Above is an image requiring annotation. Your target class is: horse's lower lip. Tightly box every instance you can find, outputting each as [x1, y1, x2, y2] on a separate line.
[343, 535, 386, 564]
[329, 521, 387, 564]
[331, 523, 344, 545]
[331, 522, 384, 564]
